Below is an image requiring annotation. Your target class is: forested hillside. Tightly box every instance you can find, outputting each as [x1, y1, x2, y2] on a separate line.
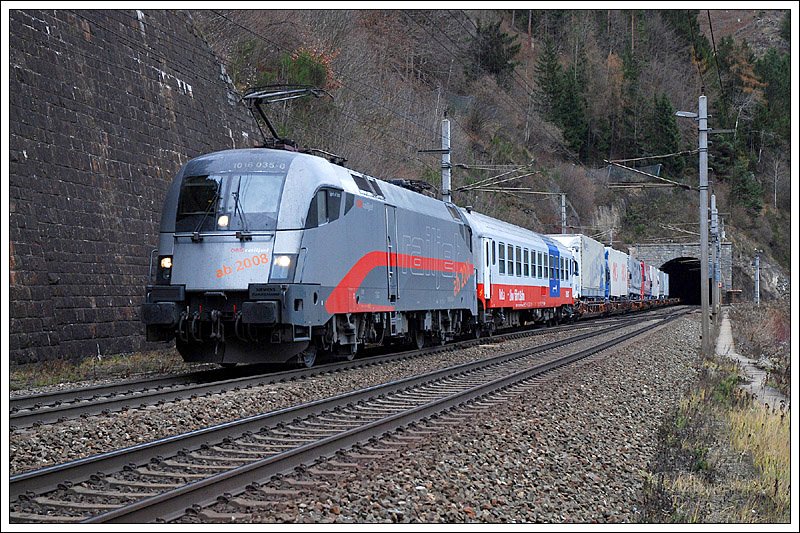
[195, 9, 791, 296]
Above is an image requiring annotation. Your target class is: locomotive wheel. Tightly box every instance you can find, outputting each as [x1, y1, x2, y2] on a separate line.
[414, 329, 426, 350]
[335, 342, 357, 362]
[298, 345, 317, 368]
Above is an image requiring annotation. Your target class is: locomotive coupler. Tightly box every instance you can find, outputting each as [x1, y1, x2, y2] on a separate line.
[210, 309, 225, 342]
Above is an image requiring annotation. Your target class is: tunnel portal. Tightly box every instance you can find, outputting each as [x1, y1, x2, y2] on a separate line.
[630, 243, 730, 307]
[661, 257, 701, 305]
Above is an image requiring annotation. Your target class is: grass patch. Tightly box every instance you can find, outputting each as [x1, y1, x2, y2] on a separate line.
[727, 404, 791, 518]
[9, 349, 204, 391]
[642, 358, 790, 523]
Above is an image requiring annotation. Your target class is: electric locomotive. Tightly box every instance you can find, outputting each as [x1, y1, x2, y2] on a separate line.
[142, 147, 478, 367]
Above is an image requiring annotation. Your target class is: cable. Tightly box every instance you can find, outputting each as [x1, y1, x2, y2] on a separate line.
[706, 10, 727, 108]
[609, 149, 700, 163]
[67, 11, 232, 96]
[447, 10, 590, 168]
[687, 11, 707, 92]
[212, 10, 443, 142]
[65, 11, 438, 176]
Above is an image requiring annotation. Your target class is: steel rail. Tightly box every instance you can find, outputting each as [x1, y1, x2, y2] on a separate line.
[9, 313, 645, 428]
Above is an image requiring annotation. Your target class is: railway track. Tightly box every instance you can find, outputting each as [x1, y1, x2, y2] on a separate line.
[9, 307, 688, 523]
[9, 311, 662, 429]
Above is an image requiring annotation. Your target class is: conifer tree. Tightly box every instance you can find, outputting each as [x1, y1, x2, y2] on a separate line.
[466, 19, 521, 88]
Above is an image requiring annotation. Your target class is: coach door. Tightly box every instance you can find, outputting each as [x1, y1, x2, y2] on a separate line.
[481, 238, 493, 301]
[547, 243, 560, 299]
[385, 205, 398, 302]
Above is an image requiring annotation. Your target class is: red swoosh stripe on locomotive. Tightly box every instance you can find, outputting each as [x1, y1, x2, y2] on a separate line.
[325, 251, 474, 314]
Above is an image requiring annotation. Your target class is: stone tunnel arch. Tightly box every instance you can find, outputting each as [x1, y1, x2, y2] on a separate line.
[629, 243, 730, 306]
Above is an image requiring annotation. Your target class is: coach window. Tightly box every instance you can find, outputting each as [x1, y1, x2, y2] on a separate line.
[507, 244, 513, 276]
[498, 243, 505, 274]
[516, 246, 522, 277]
[531, 251, 536, 278]
[492, 241, 496, 265]
[524, 249, 530, 277]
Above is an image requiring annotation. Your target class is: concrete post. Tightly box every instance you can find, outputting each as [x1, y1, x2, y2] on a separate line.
[698, 95, 711, 356]
[755, 252, 761, 306]
[441, 118, 451, 203]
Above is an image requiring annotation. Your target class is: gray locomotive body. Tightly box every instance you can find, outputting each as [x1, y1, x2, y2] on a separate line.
[142, 148, 477, 366]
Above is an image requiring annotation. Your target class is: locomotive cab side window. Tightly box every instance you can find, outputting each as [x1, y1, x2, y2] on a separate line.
[305, 188, 343, 229]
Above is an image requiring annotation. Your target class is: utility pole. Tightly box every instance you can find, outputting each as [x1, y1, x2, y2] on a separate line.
[561, 193, 566, 234]
[442, 116, 451, 203]
[677, 93, 711, 357]
[754, 251, 761, 306]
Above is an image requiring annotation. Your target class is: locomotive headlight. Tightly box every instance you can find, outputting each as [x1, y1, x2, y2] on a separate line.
[217, 214, 229, 229]
[270, 254, 297, 282]
[156, 255, 173, 284]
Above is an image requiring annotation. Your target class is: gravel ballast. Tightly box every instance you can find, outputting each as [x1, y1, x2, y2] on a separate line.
[11, 314, 701, 524]
[235, 315, 701, 523]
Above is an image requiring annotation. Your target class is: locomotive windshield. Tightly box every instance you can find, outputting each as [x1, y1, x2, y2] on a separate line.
[175, 171, 287, 233]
